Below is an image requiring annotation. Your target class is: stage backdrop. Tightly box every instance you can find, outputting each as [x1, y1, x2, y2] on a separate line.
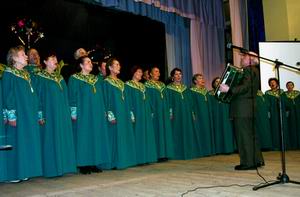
[259, 42, 300, 92]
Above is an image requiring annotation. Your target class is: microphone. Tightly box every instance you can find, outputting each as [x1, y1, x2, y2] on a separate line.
[226, 43, 248, 53]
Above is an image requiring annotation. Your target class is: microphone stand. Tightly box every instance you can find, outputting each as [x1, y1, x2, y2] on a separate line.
[242, 50, 300, 190]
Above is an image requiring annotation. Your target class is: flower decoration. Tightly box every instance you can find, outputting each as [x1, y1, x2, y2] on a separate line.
[10, 17, 45, 49]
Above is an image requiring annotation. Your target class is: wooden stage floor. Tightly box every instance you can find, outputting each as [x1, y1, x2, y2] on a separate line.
[1, 151, 300, 197]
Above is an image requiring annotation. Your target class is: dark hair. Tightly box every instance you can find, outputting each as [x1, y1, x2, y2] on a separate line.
[130, 65, 142, 78]
[286, 81, 294, 87]
[150, 66, 159, 73]
[105, 57, 118, 76]
[268, 78, 279, 86]
[76, 55, 90, 71]
[170, 67, 182, 77]
[42, 51, 56, 61]
[192, 74, 202, 85]
[211, 76, 221, 90]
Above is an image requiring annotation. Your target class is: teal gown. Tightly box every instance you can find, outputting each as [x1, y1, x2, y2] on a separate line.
[209, 90, 235, 154]
[190, 86, 215, 156]
[265, 89, 288, 150]
[68, 73, 111, 168]
[36, 70, 77, 177]
[125, 80, 157, 164]
[24, 64, 42, 84]
[256, 90, 272, 150]
[1, 67, 42, 181]
[0, 79, 8, 181]
[282, 90, 300, 149]
[165, 83, 199, 159]
[101, 76, 136, 169]
[145, 80, 174, 159]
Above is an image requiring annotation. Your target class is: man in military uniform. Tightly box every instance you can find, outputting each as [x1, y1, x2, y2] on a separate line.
[220, 51, 264, 170]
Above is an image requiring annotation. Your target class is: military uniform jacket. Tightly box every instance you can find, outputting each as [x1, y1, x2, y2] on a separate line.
[229, 65, 260, 118]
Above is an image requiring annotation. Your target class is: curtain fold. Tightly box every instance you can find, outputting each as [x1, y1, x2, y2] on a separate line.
[229, 0, 245, 67]
[80, 0, 225, 86]
[247, 0, 266, 53]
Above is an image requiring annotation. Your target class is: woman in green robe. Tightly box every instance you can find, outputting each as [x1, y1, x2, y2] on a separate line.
[1, 46, 42, 182]
[209, 77, 235, 154]
[190, 74, 215, 156]
[144, 67, 174, 160]
[101, 58, 136, 169]
[256, 90, 272, 150]
[36, 53, 76, 177]
[125, 66, 157, 164]
[265, 78, 288, 150]
[165, 68, 199, 160]
[282, 81, 300, 149]
[68, 56, 111, 174]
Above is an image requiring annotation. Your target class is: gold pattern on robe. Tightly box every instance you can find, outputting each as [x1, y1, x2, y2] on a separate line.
[190, 86, 208, 101]
[145, 80, 166, 99]
[37, 70, 64, 90]
[73, 73, 98, 94]
[126, 80, 146, 100]
[5, 66, 34, 93]
[167, 83, 187, 99]
[105, 76, 125, 100]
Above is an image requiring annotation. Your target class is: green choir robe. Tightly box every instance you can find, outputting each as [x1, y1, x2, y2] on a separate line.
[265, 89, 288, 150]
[256, 90, 272, 150]
[68, 73, 111, 167]
[24, 64, 42, 83]
[209, 90, 235, 154]
[102, 76, 136, 169]
[1, 67, 42, 181]
[165, 83, 199, 159]
[36, 70, 76, 177]
[145, 80, 174, 159]
[0, 80, 8, 181]
[125, 80, 157, 164]
[190, 86, 215, 156]
[283, 90, 300, 149]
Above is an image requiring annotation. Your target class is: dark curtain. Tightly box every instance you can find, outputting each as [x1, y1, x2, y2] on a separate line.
[247, 0, 266, 53]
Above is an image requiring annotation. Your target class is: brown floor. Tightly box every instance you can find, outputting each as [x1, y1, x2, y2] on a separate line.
[1, 151, 300, 197]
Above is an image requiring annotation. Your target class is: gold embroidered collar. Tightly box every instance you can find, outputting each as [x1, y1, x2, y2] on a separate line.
[167, 83, 187, 99]
[126, 80, 146, 100]
[73, 73, 98, 93]
[257, 90, 264, 97]
[145, 80, 165, 91]
[190, 86, 208, 96]
[126, 80, 145, 92]
[167, 83, 187, 93]
[285, 90, 300, 100]
[266, 89, 284, 98]
[5, 66, 34, 93]
[37, 70, 64, 90]
[105, 76, 124, 92]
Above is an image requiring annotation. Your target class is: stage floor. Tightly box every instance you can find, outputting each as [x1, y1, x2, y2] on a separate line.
[1, 151, 299, 197]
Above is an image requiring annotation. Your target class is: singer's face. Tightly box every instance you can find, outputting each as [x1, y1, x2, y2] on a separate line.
[150, 67, 160, 81]
[269, 80, 278, 90]
[44, 56, 58, 71]
[133, 68, 143, 81]
[195, 75, 205, 87]
[109, 60, 121, 75]
[28, 49, 40, 66]
[13, 50, 28, 67]
[80, 57, 93, 73]
[173, 70, 182, 83]
[286, 82, 294, 91]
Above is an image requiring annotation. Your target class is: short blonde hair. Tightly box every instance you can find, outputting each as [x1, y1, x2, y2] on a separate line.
[7, 45, 25, 67]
